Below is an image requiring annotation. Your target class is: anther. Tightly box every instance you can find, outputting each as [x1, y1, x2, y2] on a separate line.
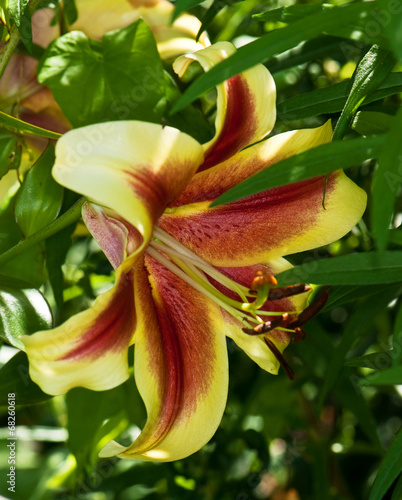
[250, 270, 277, 291]
[292, 327, 306, 343]
[264, 337, 295, 381]
[288, 288, 329, 329]
[242, 313, 289, 336]
[268, 284, 312, 301]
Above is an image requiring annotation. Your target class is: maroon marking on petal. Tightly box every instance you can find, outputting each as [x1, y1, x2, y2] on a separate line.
[144, 255, 219, 428]
[199, 75, 258, 172]
[59, 272, 135, 362]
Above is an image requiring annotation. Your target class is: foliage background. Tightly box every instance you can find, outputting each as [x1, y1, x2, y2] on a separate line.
[0, 0, 402, 499]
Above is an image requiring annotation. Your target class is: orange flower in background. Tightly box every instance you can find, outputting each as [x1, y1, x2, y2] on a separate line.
[22, 42, 367, 462]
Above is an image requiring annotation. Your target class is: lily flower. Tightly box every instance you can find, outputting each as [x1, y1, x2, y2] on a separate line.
[22, 42, 367, 462]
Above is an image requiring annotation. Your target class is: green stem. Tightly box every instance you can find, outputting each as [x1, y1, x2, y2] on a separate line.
[0, 0, 42, 79]
[0, 197, 85, 267]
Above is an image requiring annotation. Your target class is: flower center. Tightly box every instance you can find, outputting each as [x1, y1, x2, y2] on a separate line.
[146, 226, 329, 380]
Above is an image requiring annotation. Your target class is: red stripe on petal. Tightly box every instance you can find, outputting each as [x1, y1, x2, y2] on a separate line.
[200, 75, 257, 172]
[60, 271, 135, 361]
[160, 175, 334, 266]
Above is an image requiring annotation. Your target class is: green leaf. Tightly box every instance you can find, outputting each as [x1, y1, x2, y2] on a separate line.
[172, 1, 379, 112]
[0, 276, 52, 350]
[345, 351, 393, 369]
[323, 284, 397, 311]
[318, 287, 399, 405]
[9, 0, 32, 52]
[66, 386, 126, 471]
[352, 111, 395, 135]
[63, 0, 77, 25]
[380, 0, 402, 61]
[268, 36, 356, 75]
[254, 4, 331, 23]
[0, 351, 51, 405]
[211, 135, 383, 207]
[277, 72, 402, 122]
[38, 20, 166, 127]
[0, 199, 46, 287]
[45, 224, 75, 314]
[172, 0, 204, 21]
[276, 252, 402, 286]
[14, 143, 63, 237]
[372, 107, 402, 251]
[360, 365, 402, 385]
[393, 304, 402, 365]
[391, 474, 402, 500]
[389, 229, 402, 246]
[333, 45, 396, 140]
[369, 428, 402, 500]
[0, 111, 61, 139]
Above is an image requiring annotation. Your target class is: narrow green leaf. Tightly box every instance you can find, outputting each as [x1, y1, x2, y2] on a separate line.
[372, 107, 402, 251]
[15, 143, 64, 237]
[345, 351, 393, 369]
[211, 135, 383, 207]
[319, 288, 398, 405]
[276, 252, 402, 286]
[254, 4, 331, 23]
[38, 20, 166, 127]
[391, 474, 402, 500]
[369, 428, 402, 500]
[333, 45, 396, 140]
[335, 373, 381, 449]
[352, 111, 395, 135]
[0, 111, 61, 139]
[172, 0, 204, 21]
[172, 1, 378, 112]
[277, 72, 402, 121]
[360, 365, 402, 385]
[0, 351, 51, 405]
[380, 0, 402, 61]
[323, 284, 397, 312]
[0, 276, 52, 350]
[393, 304, 402, 365]
[268, 36, 356, 75]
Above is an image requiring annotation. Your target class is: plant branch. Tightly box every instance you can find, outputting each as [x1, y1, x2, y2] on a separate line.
[0, 0, 42, 79]
[0, 197, 85, 267]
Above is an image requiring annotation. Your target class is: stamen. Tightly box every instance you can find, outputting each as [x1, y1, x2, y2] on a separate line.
[268, 284, 312, 301]
[264, 337, 295, 381]
[287, 288, 329, 329]
[242, 313, 289, 336]
[243, 270, 277, 311]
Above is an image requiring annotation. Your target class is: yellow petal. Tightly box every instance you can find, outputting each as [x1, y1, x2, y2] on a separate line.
[99, 255, 228, 461]
[21, 270, 136, 395]
[173, 41, 276, 170]
[53, 121, 204, 268]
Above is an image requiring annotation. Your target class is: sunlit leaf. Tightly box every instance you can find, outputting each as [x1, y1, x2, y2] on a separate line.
[38, 20, 166, 127]
[372, 107, 402, 251]
[211, 135, 383, 207]
[172, 1, 379, 112]
[276, 252, 402, 286]
[333, 45, 395, 140]
[15, 143, 64, 237]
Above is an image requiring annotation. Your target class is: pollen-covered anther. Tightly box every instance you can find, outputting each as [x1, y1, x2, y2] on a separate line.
[250, 270, 278, 291]
[242, 313, 289, 336]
